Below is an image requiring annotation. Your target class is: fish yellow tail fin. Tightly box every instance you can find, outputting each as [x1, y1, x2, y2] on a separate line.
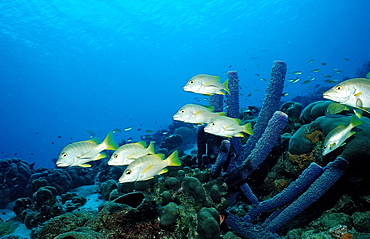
[350, 115, 363, 128]
[167, 150, 181, 166]
[148, 141, 155, 154]
[243, 122, 254, 135]
[103, 131, 119, 150]
[223, 79, 230, 94]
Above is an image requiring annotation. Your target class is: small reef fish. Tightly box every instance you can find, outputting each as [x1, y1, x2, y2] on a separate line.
[325, 102, 349, 115]
[321, 63, 327, 66]
[343, 58, 350, 61]
[183, 74, 230, 96]
[322, 115, 363, 155]
[108, 141, 155, 166]
[302, 80, 312, 84]
[56, 132, 118, 167]
[204, 116, 253, 138]
[290, 71, 302, 75]
[288, 78, 300, 83]
[323, 78, 370, 112]
[307, 59, 315, 64]
[311, 69, 321, 73]
[124, 127, 133, 131]
[119, 151, 181, 183]
[173, 103, 225, 124]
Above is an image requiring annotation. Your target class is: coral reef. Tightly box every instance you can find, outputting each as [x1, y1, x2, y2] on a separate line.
[0, 158, 36, 208]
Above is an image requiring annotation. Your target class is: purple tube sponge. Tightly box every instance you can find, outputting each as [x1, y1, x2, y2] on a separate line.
[265, 157, 349, 232]
[226, 111, 288, 187]
[225, 71, 239, 118]
[225, 71, 243, 162]
[210, 140, 230, 178]
[247, 162, 323, 219]
[241, 61, 287, 163]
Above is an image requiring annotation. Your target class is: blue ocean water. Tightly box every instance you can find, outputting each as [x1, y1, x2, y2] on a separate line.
[1, 0, 369, 168]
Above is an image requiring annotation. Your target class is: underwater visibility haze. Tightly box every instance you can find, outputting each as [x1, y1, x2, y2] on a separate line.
[1, 0, 369, 168]
[1, 1, 370, 238]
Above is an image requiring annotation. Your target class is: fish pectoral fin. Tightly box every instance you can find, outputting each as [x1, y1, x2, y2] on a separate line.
[235, 133, 244, 137]
[79, 164, 91, 167]
[349, 131, 356, 137]
[143, 176, 155, 181]
[340, 142, 346, 147]
[159, 168, 168, 175]
[141, 164, 154, 174]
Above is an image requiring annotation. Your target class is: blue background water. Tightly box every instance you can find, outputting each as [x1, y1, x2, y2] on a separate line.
[1, 0, 369, 168]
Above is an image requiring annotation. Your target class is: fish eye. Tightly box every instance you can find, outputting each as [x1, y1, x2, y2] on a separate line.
[62, 152, 67, 157]
[125, 170, 132, 175]
[113, 154, 118, 159]
[180, 110, 185, 113]
[335, 85, 342, 91]
[211, 123, 215, 126]
[189, 80, 194, 84]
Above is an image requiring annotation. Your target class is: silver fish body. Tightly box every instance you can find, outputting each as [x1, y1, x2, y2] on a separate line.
[173, 103, 225, 124]
[183, 74, 230, 96]
[204, 116, 253, 138]
[323, 78, 370, 110]
[322, 115, 362, 155]
[119, 151, 181, 183]
[56, 132, 118, 167]
[108, 141, 155, 166]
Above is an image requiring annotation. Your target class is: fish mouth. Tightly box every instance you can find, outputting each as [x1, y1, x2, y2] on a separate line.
[56, 163, 68, 167]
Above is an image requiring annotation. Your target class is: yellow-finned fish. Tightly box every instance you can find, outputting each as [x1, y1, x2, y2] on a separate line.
[204, 116, 253, 138]
[325, 102, 349, 115]
[173, 103, 225, 124]
[108, 141, 155, 166]
[57, 132, 118, 167]
[119, 151, 181, 183]
[323, 78, 370, 113]
[183, 74, 230, 96]
[322, 115, 363, 155]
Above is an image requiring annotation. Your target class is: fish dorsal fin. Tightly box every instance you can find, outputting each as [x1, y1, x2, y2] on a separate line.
[205, 105, 215, 111]
[141, 164, 154, 174]
[136, 141, 146, 147]
[86, 138, 100, 144]
[102, 132, 119, 150]
[217, 112, 226, 116]
[211, 75, 221, 81]
[147, 141, 155, 154]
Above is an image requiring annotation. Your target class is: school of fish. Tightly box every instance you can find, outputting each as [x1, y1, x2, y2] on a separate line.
[56, 70, 370, 182]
